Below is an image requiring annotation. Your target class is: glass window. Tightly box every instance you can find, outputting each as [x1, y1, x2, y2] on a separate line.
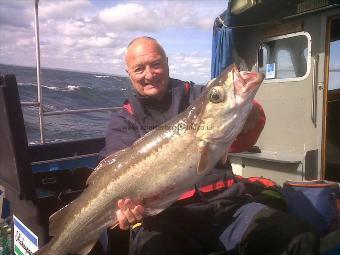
[258, 32, 311, 81]
[328, 40, 340, 91]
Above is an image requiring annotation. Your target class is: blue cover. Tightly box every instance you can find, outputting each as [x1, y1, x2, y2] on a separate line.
[31, 155, 98, 173]
[283, 181, 340, 236]
[211, 1, 233, 78]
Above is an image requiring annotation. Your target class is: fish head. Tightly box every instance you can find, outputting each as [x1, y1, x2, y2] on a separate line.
[194, 64, 264, 172]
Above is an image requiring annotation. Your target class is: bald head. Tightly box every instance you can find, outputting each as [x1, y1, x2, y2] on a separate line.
[124, 36, 170, 100]
[125, 37, 166, 67]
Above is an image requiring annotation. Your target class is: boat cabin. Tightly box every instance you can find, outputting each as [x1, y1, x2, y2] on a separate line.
[0, 0, 339, 254]
[221, 0, 340, 185]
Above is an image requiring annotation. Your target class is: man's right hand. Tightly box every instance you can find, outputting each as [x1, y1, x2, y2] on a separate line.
[116, 198, 145, 230]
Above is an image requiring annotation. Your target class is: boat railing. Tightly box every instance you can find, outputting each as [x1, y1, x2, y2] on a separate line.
[42, 107, 121, 116]
[26, 0, 121, 144]
[21, 100, 121, 143]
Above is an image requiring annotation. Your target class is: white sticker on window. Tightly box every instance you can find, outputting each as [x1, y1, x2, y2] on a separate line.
[266, 63, 276, 79]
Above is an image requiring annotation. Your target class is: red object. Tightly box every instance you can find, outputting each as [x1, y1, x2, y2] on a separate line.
[123, 101, 133, 115]
[229, 100, 266, 153]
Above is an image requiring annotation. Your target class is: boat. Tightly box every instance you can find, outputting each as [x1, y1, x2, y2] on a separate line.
[1, 0, 339, 254]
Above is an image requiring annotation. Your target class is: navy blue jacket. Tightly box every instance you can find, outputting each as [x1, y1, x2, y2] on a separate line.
[99, 78, 202, 159]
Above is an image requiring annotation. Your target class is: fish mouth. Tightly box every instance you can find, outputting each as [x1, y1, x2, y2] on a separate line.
[234, 70, 264, 96]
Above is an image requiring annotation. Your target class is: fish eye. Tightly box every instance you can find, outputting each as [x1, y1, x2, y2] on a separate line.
[208, 87, 224, 103]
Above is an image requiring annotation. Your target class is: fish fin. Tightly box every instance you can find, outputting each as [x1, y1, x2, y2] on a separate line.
[86, 168, 102, 186]
[86, 168, 98, 186]
[49, 201, 73, 236]
[70, 238, 98, 255]
[86, 149, 126, 186]
[197, 141, 212, 174]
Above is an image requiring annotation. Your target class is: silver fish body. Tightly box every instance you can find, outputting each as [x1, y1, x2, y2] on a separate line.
[35, 65, 264, 255]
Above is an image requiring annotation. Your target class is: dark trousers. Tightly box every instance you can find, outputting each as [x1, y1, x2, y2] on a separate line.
[128, 200, 320, 255]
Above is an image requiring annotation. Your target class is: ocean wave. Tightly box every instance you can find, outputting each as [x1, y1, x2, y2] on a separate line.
[43, 85, 59, 91]
[18, 82, 58, 90]
[18, 82, 62, 91]
[66, 85, 81, 91]
[18, 82, 93, 92]
[46, 84, 93, 92]
[17, 80, 127, 94]
[18, 82, 37, 87]
[113, 76, 125, 82]
[44, 85, 83, 91]
[2, 64, 129, 143]
[94, 74, 110, 78]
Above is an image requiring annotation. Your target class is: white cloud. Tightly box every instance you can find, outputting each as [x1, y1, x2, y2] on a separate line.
[62, 37, 75, 47]
[97, 3, 162, 32]
[79, 36, 115, 47]
[0, 0, 226, 83]
[39, 0, 92, 21]
[16, 38, 35, 47]
[56, 20, 94, 36]
[95, 1, 222, 33]
[0, 0, 33, 28]
[197, 18, 214, 31]
[112, 58, 122, 65]
[168, 51, 211, 83]
[99, 3, 146, 23]
[113, 47, 126, 56]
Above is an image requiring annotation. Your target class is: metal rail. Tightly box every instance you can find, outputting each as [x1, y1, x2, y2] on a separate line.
[34, 0, 45, 143]
[21, 103, 120, 115]
[43, 107, 121, 116]
[312, 55, 318, 127]
[21, 101, 40, 107]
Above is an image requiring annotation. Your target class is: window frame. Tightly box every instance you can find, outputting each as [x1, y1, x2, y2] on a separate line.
[257, 31, 312, 83]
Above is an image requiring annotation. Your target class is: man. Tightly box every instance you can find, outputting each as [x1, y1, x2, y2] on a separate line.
[100, 36, 319, 255]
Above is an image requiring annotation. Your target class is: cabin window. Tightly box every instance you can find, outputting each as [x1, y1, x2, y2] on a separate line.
[258, 32, 311, 81]
[328, 39, 340, 91]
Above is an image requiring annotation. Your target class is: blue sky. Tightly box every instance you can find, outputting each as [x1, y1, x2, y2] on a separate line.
[0, 0, 228, 83]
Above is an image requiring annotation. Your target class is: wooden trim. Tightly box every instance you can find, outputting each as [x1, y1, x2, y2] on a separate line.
[322, 15, 340, 180]
[264, 20, 304, 38]
[321, 17, 331, 180]
[328, 89, 340, 101]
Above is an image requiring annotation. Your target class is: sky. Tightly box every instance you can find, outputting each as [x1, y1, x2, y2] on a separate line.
[0, 0, 228, 84]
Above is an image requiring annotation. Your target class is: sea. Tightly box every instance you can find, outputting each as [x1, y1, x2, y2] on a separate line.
[0, 64, 133, 144]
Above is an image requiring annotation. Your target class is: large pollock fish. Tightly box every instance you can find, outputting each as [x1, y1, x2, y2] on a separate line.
[35, 65, 264, 255]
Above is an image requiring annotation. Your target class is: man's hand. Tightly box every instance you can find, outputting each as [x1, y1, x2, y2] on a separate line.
[116, 198, 144, 230]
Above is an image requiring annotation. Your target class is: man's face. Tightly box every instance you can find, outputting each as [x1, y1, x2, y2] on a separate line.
[125, 39, 170, 100]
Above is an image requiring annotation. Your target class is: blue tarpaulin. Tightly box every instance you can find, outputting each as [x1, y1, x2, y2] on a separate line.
[211, 2, 233, 79]
[211, 25, 233, 79]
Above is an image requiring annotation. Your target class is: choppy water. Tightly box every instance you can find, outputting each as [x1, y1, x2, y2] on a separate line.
[0, 64, 132, 144]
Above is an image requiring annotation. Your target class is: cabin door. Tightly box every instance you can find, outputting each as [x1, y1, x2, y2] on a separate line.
[323, 16, 340, 182]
